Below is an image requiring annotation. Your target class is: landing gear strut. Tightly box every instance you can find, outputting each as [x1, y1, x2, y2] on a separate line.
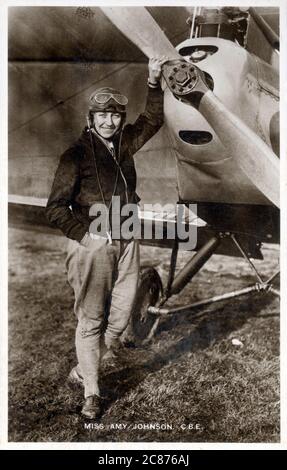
[126, 232, 279, 344]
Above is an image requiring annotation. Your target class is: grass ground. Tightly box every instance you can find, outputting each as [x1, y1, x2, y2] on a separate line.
[8, 227, 280, 442]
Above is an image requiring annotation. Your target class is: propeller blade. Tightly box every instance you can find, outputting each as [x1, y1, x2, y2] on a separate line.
[199, 91, 280, 208]
[101, 7, 181, 59]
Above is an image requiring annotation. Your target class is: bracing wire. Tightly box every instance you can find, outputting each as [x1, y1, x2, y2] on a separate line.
[9, 62, 130, 135]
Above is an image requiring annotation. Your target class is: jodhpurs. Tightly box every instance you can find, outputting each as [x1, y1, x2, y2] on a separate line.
[65, 237, 139, 398]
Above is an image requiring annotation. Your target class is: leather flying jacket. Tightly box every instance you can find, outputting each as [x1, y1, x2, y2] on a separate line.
[45, 85, 164, 242]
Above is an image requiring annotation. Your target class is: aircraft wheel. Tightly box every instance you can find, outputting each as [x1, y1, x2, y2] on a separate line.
[121, 267, 163, 346]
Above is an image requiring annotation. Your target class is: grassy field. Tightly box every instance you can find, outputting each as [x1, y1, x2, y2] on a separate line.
[8, 227, 280, 442]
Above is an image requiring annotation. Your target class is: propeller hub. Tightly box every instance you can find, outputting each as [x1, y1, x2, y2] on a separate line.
[162, 59, 211, 110]
[175, 70, 191, 86]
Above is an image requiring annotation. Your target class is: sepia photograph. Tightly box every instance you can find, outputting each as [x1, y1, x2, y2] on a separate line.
[5, 2, 282, 444]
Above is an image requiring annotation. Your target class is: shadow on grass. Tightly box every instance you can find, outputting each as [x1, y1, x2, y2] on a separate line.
[100, 290, 278, 409]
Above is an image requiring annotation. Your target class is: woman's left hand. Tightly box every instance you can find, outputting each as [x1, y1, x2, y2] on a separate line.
[148, 56, 169, 85]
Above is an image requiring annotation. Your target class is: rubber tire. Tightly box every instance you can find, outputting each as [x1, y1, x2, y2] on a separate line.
[122, 267, 162, 346]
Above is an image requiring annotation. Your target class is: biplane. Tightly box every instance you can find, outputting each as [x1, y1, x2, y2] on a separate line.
[8, 6, 280, 343]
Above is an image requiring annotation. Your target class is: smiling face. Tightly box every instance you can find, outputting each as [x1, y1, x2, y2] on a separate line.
[93, 111, 122, 139]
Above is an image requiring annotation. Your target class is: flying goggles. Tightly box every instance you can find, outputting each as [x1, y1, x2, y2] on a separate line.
[90, 92, 128, 106]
